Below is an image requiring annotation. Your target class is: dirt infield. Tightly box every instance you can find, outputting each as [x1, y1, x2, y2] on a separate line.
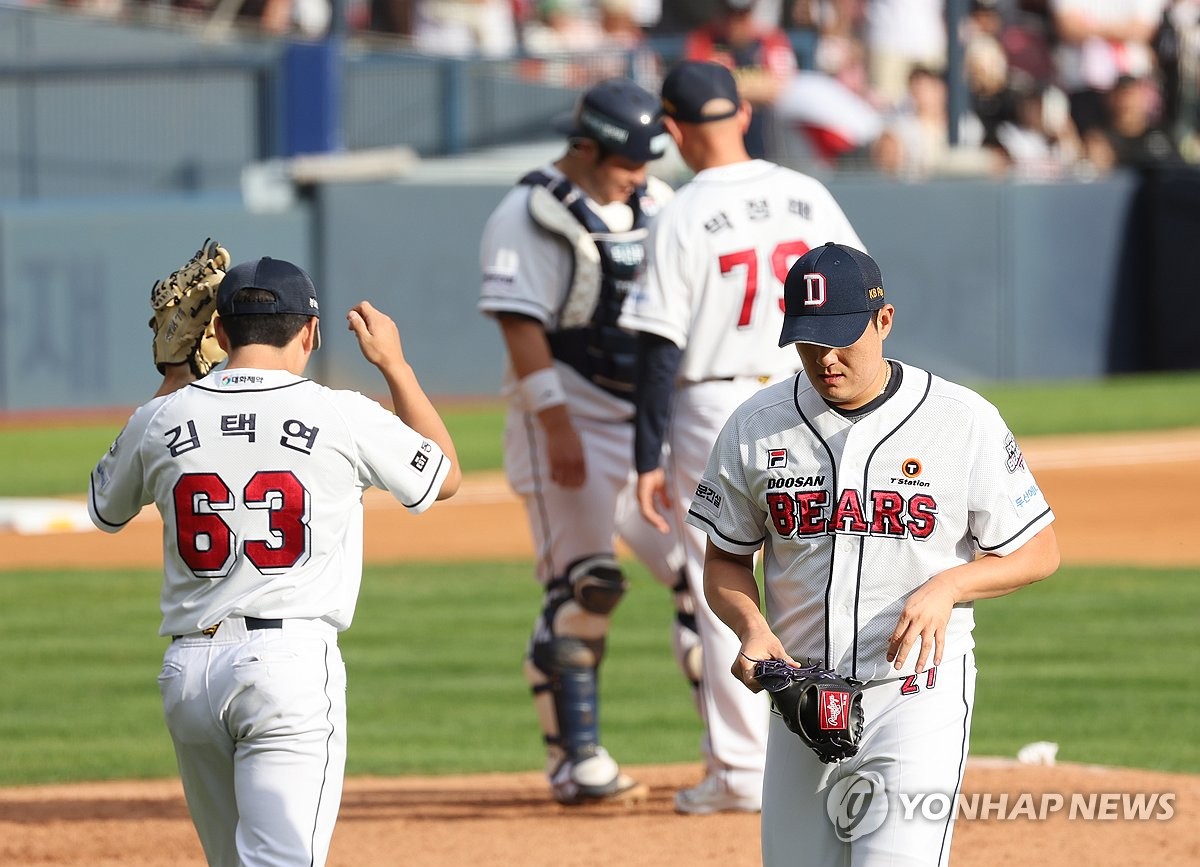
[2, 428, 1198, 866]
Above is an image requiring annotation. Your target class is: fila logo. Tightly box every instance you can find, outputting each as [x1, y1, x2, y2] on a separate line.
[768, 448, 789, 468]
[803, 272, 827, 307]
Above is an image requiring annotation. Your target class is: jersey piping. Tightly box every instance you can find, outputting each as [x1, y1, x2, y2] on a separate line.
[309, 642, 337, 867]
[88, 476, 135, 529]
[685, 508, 766, 549]
[400, 452, 448, 509]
[938, 654, 973, 866]
[791, 373, 841, 668]
[975, 507, 1053, 552]
[188, 378, 313, 395]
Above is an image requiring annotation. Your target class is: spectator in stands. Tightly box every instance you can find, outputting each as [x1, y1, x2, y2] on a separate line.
[1049, 0, 1168, 139]
[519, 0, 660, 88]
[864, 0, 947, 110]
[1084, 72, 1182, 171]
[683, 0, 798, 157]
[1152, 0, 1200, 161]
[965, 30, 1018, 150]
[368, 0, 413, 35]
[412, 0, 518, 56]
[791, 0, 875, 102]
[871, 65, 996, 180]
[993, 78, 1086, 179]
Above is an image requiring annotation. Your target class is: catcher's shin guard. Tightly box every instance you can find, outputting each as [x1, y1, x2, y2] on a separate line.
[528, 635, 606, 761]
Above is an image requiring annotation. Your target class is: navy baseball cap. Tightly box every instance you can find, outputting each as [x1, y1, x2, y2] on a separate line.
[661, 61, 741, 124]
[779, 243, 885, 348]
[217, 257, 321, 349]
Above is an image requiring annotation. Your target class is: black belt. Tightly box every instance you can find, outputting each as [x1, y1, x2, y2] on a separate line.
[172, 616, 283, 641]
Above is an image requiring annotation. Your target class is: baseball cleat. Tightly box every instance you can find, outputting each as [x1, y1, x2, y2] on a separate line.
[553, 773, 650, 807]
[549, 748, 650, 807]
[673, 774, 761, 815]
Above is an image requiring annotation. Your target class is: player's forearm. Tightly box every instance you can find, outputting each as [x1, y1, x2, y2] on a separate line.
[498, 314, 555, 379]
[703, 544, 768, 642]
[498, 314, 573, 430]
[379, 361, 462, 498]
[940, 525, 1060, 603]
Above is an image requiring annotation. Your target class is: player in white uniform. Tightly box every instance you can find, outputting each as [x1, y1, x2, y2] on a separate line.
[686, 243, 1060, 865]
[89, 257, 461, 867]
[478, 78, 688, 806]
[619, 60, 865, 815]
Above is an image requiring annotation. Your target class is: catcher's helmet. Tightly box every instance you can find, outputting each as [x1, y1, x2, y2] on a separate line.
[555, 78, 669, 163]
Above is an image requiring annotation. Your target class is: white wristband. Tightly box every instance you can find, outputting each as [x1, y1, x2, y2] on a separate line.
[518, 367, 567, 414]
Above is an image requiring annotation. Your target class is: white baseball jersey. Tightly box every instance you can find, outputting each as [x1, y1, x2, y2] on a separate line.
[89, 368, 450, 636]
[686, 362, 1055, 682]
[619, 159, 863, 384]
[479, 164, 674, 421]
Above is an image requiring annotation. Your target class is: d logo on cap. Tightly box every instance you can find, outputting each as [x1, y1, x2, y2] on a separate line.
[778, 242, 885, 349]
[803, 273, 827, 307]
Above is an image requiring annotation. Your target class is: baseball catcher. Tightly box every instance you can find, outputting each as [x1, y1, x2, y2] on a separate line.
[149, 238, 231, 377]
[753, 659, 864, 764]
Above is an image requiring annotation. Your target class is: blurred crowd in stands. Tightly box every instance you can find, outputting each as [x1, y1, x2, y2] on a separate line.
[35, 0, 1200, 178]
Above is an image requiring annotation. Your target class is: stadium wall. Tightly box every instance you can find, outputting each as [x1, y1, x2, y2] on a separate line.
[0, 173, 1166, 411]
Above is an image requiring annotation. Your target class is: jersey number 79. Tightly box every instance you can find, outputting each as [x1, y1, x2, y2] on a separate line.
[173, 471, 312, 578]
[718, 240, 810, 328]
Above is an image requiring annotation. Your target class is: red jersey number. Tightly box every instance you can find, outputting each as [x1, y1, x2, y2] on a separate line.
[719, 240, 810, 328]
[173, 471, 311, 578]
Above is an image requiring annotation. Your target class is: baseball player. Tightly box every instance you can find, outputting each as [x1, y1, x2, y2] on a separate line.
[89, 255, 461, 867]
[687, 242, 1060, 865]
[619, 60, 865, 815]
[478, 78, 690, 806]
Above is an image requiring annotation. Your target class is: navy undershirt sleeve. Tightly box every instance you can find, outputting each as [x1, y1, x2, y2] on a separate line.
[634, 333, 682, 474]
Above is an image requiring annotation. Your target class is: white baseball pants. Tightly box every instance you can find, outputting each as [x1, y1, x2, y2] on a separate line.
[158, 617, 347, 867]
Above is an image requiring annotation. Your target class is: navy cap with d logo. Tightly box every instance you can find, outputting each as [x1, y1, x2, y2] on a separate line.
[778, 243, 885, 349]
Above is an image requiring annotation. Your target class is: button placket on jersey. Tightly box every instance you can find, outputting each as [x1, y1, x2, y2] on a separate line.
[825, 430, 867, 668]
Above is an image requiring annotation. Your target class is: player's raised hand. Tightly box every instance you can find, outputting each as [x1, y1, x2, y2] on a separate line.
[347, 301, 406, 371]
[886, 571, 957, 673]
[636, 469, 673, 534]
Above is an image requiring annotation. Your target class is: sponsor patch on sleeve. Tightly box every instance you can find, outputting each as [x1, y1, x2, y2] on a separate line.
[694, 481, 722, 510]
[1003, 431, 1025, 474]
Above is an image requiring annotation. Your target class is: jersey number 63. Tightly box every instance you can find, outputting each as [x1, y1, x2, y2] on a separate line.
[173, 471, 311, 578]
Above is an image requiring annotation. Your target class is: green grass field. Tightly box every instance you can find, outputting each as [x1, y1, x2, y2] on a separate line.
[2, 372, 1199, 498]
[0, 559, 1197, 787]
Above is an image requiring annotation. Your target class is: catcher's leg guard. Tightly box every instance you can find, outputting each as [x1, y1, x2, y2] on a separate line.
[524, 557, 631, 802]
[564, 555, 628, 615]
[529, 635, 606, 761]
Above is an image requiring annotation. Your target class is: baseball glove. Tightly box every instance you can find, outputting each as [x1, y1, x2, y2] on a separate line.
[754, 659, 865, 764]
[149, 238, 231, 378]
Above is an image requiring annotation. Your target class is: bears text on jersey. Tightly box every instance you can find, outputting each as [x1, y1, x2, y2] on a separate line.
[766, 488, 937, 540]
